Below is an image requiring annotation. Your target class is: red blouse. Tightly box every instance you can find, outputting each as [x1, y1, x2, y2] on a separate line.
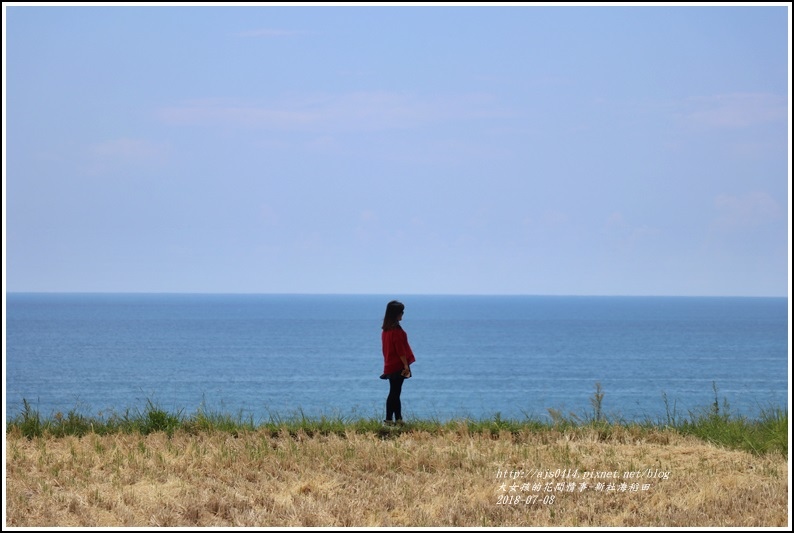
[382, 326, 416, 375]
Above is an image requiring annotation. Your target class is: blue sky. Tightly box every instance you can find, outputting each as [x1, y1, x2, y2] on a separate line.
[3, 3, 791, 296]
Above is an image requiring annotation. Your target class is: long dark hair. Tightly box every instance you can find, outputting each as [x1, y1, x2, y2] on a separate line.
[382, 300, 405, 330]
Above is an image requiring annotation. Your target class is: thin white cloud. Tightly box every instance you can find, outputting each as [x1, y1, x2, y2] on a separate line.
[157, 92, 506, 132]
[89, 138, 168, 160]
[258, 204, 279, 226]
[359, 210, 377, 222]
[236, 28, 308, 38]
[521, 209, 570, 232]
[711, 191, 783, 230]
[82, 138, 169, 176]
[603, 211, 659, 249]
[678, 93, 786, 129]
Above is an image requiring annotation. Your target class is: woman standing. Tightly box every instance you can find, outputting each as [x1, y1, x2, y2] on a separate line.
[380, 300, 416, 425]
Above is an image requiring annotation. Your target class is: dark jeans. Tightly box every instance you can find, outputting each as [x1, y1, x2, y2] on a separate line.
[385, 373, 406, 421]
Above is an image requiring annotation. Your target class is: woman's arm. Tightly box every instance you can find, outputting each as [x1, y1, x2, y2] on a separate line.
[399, 355, 411, 377]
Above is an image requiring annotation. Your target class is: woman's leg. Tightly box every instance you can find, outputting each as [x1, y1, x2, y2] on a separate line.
[386, 374, 405, 421]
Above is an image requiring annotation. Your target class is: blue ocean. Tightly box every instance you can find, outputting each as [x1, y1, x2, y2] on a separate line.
[4, 293, 789, 424]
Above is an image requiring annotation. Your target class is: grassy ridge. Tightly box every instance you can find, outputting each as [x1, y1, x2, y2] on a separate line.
[6, 385, 788, 527]
[7, 385, 788, 456]
[6, 409, 789, 527]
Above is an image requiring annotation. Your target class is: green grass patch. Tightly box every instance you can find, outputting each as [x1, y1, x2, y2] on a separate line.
[11, 404, 785, 457]
[8, 386, 787, 458]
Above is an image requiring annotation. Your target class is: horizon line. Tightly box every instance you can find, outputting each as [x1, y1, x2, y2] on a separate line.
[4, 291, 788, 299]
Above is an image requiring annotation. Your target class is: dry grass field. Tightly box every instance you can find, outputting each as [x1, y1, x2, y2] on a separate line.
[5, 423, 790, 528]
